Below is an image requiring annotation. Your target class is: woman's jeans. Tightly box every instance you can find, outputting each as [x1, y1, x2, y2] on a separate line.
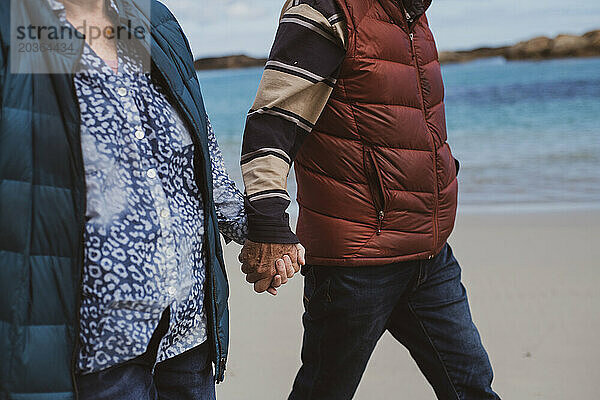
[289, 244, 500, 400]
[76, 310, 215, 400]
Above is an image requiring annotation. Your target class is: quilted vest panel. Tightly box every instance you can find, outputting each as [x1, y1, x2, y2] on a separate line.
[295, 0, 458, 266]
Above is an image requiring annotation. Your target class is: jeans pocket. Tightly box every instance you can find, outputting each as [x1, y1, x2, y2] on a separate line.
[303, 266, 333, 317]
[302, 266, 316, 307]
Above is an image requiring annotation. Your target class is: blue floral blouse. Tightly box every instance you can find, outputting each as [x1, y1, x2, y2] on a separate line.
[49, 0, 248, 374]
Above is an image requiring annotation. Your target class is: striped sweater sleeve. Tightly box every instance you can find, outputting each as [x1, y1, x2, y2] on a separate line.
[241, 0, 347, 243]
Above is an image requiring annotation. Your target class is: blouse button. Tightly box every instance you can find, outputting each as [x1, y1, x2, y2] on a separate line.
[146, 168, 157, 179]
[135, 128, 145, 140]
[117, 87, 128, 97]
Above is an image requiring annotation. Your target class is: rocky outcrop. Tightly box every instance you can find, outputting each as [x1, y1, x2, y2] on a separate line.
[194, 30, 600, 70]
[194, 55, 267, 71]
[503, 36, 554, 60]
[440, 30, 600, 64]
[505, 30, 600, 60]
[438, 47, 508, 64]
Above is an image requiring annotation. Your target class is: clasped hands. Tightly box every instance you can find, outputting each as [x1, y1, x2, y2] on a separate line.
[239, 240, 305, 295]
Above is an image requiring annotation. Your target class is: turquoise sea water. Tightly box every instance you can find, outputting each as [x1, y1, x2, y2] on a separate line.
[198, 57, 600, 212]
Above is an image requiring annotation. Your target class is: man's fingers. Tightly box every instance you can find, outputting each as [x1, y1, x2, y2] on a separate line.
[245, 268, 275, 282]
[271, 274, 282, 288]
[275, 259, 288, 284]
[288, 245, 302, 274]
[291, 258, 300, 275]
[267, 275, 283, 296]
[254, 277, 272, 293]
[283, 254, 295, 278]
[242, 262, 274, 276]
[296, 244, 306, 266]
[287, 250, 299, 275]
[246, 272, 267, 283]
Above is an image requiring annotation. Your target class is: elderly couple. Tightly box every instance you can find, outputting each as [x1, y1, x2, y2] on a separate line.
[0, 0, 500, 399]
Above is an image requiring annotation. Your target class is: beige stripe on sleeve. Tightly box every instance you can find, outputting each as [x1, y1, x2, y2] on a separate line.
[242, 155, 291, 196]
[252, 69, 334, 125]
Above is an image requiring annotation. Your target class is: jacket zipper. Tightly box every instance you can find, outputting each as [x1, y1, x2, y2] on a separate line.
[69, 73, 86, 400]
[364, 146, 386, 235]
[409, 31, 439, 258]
[212, 276, 224, 383]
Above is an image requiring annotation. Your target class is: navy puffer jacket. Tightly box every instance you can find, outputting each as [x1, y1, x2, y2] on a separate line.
[0, 1, 230, 398]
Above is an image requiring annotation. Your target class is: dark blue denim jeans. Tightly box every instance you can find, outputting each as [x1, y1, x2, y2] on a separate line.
[76, 310, 215, 400]
[289, 244, 500, 400]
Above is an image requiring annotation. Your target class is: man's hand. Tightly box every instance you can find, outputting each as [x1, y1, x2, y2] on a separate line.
[239, 240, 306, 295]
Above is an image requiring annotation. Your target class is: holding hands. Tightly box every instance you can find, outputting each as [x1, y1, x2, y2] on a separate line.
[239, 241, 305, 295]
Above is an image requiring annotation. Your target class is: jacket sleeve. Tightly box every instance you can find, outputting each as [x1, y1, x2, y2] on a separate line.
[241, 0, 347, 243]
[207, 117, 248, 245]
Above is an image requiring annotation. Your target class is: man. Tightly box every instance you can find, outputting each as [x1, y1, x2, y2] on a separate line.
[0, 0, 294, 398]
[239, 0, 501, 398]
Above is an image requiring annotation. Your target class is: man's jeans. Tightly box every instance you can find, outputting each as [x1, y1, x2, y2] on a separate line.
[76, 310, 215, 400]
[289, 244, 500, 400]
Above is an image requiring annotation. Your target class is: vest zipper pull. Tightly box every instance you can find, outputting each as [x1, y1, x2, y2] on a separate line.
[377, 210, 385, 235]
[409, 33, 414, 42]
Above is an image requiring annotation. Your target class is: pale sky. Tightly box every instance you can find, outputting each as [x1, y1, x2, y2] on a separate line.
[160, 0, 600, 58]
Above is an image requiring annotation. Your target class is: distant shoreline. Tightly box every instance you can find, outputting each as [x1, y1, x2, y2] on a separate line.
[194, 29, 600, 71]
[194, 55, 267, 71]
[438, 29, 600, 64]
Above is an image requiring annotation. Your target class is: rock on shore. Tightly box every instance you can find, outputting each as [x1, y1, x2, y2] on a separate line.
[439, 30, 600, 64]
[505, 30, 600, 60]
[194, 55, 267, 71]
[194, 30, 600, 70]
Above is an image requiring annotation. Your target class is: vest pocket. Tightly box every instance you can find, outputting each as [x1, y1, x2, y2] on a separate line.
[363, 146, 387, 234]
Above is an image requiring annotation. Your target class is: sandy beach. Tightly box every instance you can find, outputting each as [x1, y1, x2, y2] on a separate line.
[216, 208, 600, 400]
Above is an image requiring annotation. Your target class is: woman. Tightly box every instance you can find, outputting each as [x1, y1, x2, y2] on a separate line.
[0, 0, 292, 398]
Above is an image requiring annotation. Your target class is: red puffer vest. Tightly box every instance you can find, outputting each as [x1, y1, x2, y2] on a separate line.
[295, 0, 458, 266]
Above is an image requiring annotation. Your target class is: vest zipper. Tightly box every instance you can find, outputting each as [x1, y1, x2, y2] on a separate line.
[364, 146, 386, 235]
[409, 31, 439, 258]
[377, 210, 385, 235]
